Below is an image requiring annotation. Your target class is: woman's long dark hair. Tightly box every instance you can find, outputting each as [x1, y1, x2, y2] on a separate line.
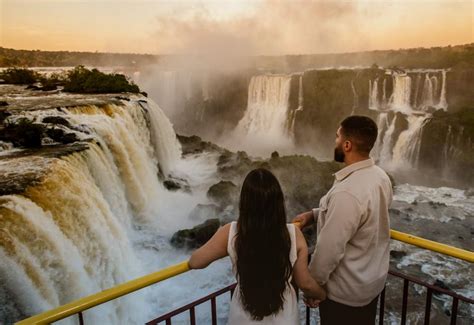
[235, 168, 292, 320]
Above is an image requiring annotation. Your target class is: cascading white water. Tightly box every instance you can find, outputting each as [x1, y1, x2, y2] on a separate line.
[389, 74, 412, 113]
[369, 79, 379, 110]
[0, 152, 146, 324]
[370, 69, 449, 168]
[0, 98, 186, 323]
[140, 100, 182, 176]
[233, 74, 294, 153]
[290, 75, 304, 135]
[421, 73, 435, 110]
[391, 115, 428, 167]
[437, 70, 448, 111]
[382, 78, 387, 109]
[371, 113, 389, 159]
[379, 115, 398, 164]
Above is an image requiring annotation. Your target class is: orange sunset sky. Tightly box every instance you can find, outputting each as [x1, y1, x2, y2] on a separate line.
[0, 0, 472, 55]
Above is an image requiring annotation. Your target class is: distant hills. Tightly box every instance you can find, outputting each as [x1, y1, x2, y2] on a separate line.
[1, 43, 473, 71]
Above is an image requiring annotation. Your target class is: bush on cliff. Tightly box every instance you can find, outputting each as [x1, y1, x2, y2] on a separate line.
[0, 68, 39, 84]
[63, 66, 140, 94]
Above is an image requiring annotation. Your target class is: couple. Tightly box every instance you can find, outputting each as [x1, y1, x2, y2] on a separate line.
[188, 116, 393, 324]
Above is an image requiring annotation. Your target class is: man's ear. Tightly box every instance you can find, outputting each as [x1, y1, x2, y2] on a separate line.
[343, 140, 352, 152]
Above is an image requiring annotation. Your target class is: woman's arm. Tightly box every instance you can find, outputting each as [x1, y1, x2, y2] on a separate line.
[188, 223, 230, 269]
[292, 227, 326, 300]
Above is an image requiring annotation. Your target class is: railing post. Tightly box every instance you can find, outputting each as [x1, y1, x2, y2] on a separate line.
[211, 297, 217, 325]
[424, 288, 432, 324]
[401, 279, 409, 325]
[379, 287, 386, 325]
[189, 306, 196, 325]
[450, 298, 458, 325]
[306, 306, 310, 325]
[78, 312, 84, 325]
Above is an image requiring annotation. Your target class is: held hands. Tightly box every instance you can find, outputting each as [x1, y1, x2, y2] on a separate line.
[303, 296, 322, 308]
[292, 211, 314, 229]
[303, 295, 323, 308]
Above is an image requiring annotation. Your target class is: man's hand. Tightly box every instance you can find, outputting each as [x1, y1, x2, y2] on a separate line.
[303, 296, 323, 308]
[292, 210, 315, 229]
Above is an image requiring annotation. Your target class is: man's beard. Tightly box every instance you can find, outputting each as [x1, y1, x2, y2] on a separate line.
[334, 146, 345, 163]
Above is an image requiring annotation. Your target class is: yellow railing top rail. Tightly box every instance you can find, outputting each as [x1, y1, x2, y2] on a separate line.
[16, 228, 474, 325]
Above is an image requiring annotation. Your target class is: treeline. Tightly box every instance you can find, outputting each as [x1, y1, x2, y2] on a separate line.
[1, 43, 473, 70]
[0, 47, 158, 67]
[258, 44, 474, 71]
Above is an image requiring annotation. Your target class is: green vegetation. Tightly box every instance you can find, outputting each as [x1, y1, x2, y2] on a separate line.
[0, 47, 157, 67]
[0, 66, 140, 94]
[0, 68, 39, 84]
[1, 43, 473, 70]
[63, 66, 140, 93]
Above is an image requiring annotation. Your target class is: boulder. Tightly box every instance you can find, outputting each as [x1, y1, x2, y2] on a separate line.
[207, 180, 239, 207]
[42, 116, 71, 128]
[170, 218, 221, 249]
[0, 119, 45, 148]
[163, 177, 190, 192]
[390, 250, 407, 259]
[46, 128, 79, 144]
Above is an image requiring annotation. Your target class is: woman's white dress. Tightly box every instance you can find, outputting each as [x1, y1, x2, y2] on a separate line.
[227, 222, 299, 324]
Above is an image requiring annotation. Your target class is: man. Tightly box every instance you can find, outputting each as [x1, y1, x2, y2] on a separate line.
[293, 115, 393, 324]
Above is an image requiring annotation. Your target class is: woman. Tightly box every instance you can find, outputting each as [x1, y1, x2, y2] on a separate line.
[189, 168, 326, 324]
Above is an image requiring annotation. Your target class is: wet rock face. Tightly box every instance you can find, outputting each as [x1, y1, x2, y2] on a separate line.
[418, 107, 474, 186]
[170, 218, 221, 249]
[42, 116, 71, 128]
[0, 119, 45, 148]
[207, 181, 239, 207]
[163, 177, 191, 192]
[177, 134, 224, 155]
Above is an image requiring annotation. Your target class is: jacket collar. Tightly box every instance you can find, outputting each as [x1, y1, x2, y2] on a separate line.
[334, 158, 375, 182]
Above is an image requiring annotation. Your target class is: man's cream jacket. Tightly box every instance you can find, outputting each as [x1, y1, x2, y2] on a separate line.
[309, 158, 393, 306]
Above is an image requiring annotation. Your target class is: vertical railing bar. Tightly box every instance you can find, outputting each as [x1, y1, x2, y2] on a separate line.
[379, 287, 386, 325]
[424, 288, 433, 325]
[211, 297, 217, 325]
[189, 306, 196, 325]
[401, 279, 409, 325]
[78, 312, 84, 325]
[450, 297, 459, 325]
[165, 318, 171, 325]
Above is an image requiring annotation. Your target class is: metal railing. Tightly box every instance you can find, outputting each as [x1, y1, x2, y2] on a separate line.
[16, 228, 474, 325]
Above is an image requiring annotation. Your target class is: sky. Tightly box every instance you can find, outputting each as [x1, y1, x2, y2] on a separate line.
[0, 0, 473, 55]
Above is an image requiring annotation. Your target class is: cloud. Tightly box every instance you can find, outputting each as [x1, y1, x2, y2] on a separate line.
[152, 0, 363, 56]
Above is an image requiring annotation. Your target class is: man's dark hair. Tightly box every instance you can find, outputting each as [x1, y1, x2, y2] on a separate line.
[340, 115, 378, 154]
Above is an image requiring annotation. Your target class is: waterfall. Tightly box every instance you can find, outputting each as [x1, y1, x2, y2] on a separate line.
[234, 74, 294, 151]
[413, 74, 421, 109]
[369, 79, 379, 110]
[379, 115, 398, 164]
[0, 154, 146, 324]
[290, 75, 304, 135]
[0, 98, 184, 323]
[140, 101, 182, 176]
[389, 74, 412, 113]
[437, 70, 448, 111]
[371, 113, 389, 159]
[391, 115, 429, 167]
[351, 80, 358, 115]
[382, 78, 387, 109]
[370, 69, 449, 169]
[421, 73, 435, 110]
